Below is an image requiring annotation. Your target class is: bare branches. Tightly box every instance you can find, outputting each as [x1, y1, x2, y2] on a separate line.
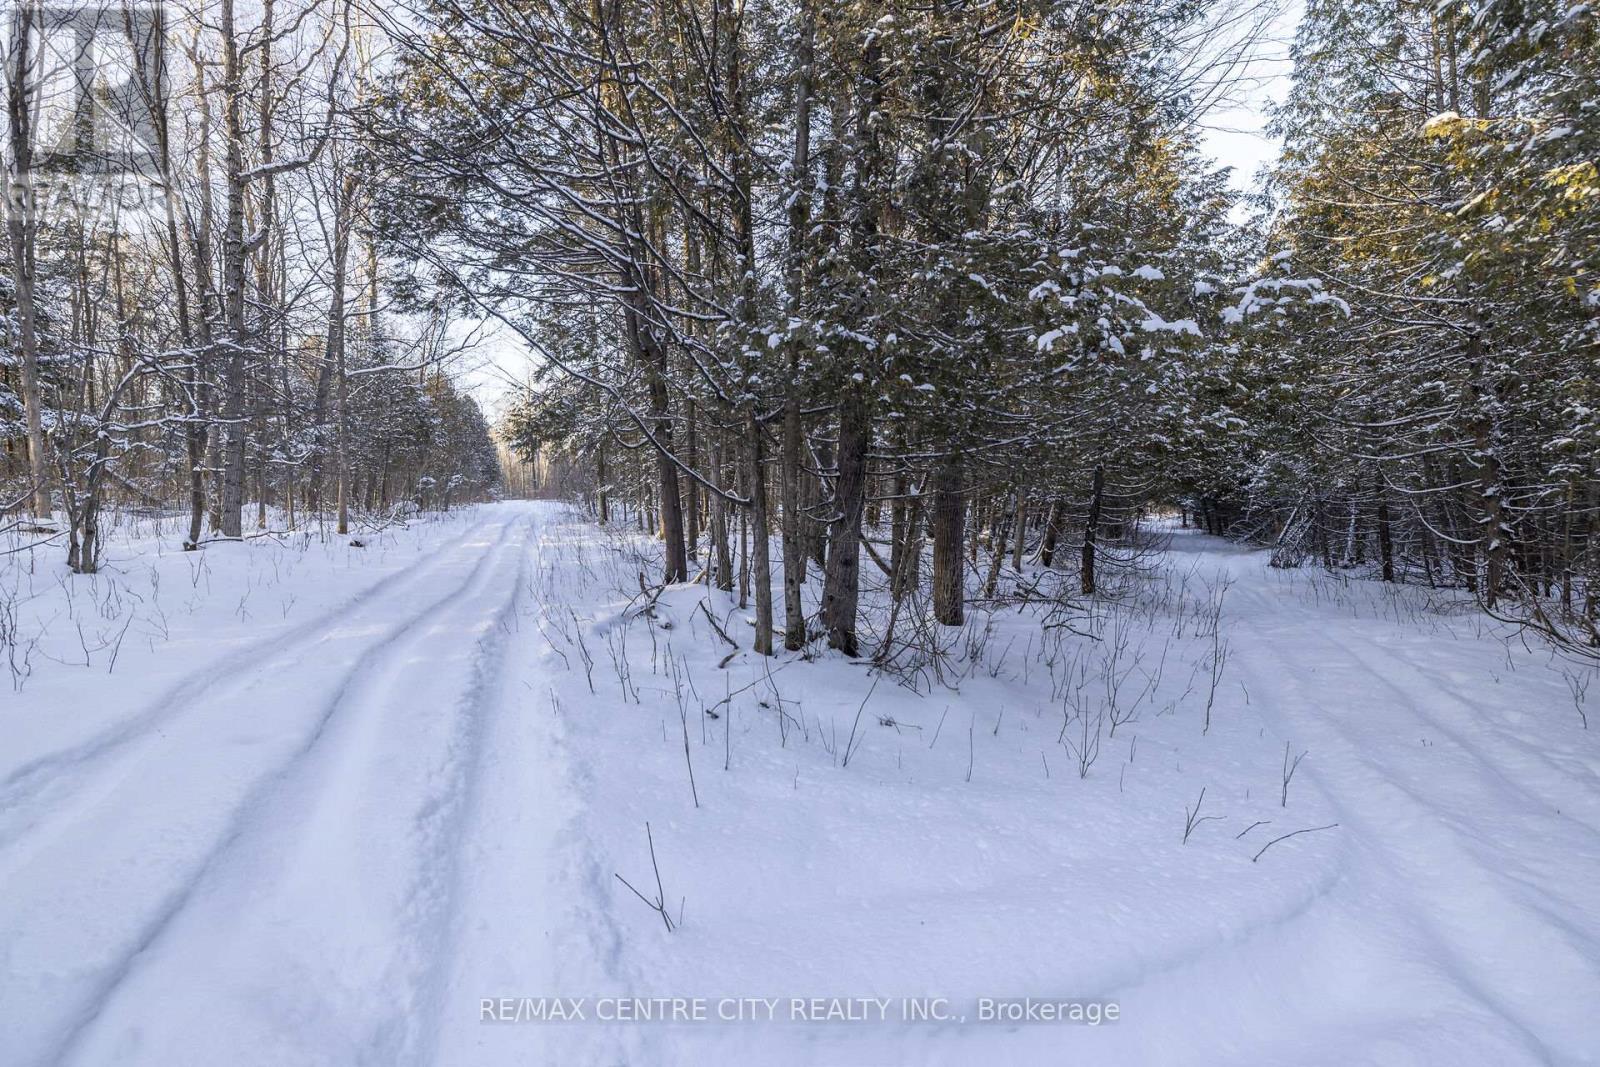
[841, 674, 879, 769]
[1281, 742, 1308, 807]
[698, 600, 739, 652]
[1252, 824, 1340, 864]
[1183, 787, 1224, 844]
[615, 822, 678, 932]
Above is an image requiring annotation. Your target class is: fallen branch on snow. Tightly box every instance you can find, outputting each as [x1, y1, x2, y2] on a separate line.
[1252, 823, 1339, 863]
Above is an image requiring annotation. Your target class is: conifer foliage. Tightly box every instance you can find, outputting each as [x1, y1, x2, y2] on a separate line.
[377, 0, 1261, 657]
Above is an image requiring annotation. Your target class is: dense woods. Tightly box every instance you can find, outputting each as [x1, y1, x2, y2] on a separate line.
[383, 0, 1277, 661]
[3, 7, 1598, 1057]
[4, 0, 1597, 654]
[383, 0, 1596, 657]
[1252, 0, 1600, 644]
[0, 0, 499, 571]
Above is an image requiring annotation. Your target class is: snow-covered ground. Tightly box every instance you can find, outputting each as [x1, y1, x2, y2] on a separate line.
[3, 501, 1598, 1065]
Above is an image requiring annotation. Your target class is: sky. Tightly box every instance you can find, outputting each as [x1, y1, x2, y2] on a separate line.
[1201, 92, 1288, 193]
[1196, 0, 1302, 191]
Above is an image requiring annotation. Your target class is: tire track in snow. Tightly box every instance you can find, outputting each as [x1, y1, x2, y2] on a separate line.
[0, 511, 496, 854]
[400, 523, 532, 1067]
[424, 512, 643, 1067]
[1275, 624, 1600, 976]
[1326, 632, 1600, 830]
[0, 510, 527, 1067]
[1227, 615, 1600, 1062]
[51, 510, 532, 1067]
[1225, 564, 1600, 837]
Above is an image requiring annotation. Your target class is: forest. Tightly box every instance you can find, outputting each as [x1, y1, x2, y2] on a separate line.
[1, 0, 502, 567]
[3, 2, 1599, 1064]
[446, 0, 1597, 660]
[2, 0, 1595, 658]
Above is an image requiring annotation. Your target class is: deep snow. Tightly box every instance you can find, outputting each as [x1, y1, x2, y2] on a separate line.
[2, 501, 1597, 1065]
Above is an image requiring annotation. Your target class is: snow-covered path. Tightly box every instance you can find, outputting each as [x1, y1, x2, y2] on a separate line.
[2, 506, 556, 1065]
[1079, 533, 1600, 1065]
[1223, 578, 1600, 1062]
[3, 504, 1597, 1065]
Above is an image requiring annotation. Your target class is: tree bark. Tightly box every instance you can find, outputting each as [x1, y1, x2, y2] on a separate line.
[216, 0, 251, 538]
[328, 173, 357, 535]
[4, 13, 51, 518]
[1376, 488, 1395, 583]
[685, 400, 699, 557]
[931, 455, 965, 625]
[1011, 492, 1028, 572]
[821, 384, 869, 655]
[779, 0, 815, 651]
[1468, 317, 1506, 607]
[1082, 464, 1104, 595]
[642, 332, 688, 582]
[187, 27, 220, 543]
[711, 433, 733, 591]
[748, 414, 772, 654]
[1040, 497, 1065, 567]
[726, 3, 771, 651]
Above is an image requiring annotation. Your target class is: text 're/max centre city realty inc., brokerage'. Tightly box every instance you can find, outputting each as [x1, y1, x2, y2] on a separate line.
[480, 997, 1122, 1026]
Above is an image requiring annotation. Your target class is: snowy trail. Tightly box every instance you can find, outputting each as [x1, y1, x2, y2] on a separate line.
[1, 505, 540, 1067]
[1164, 531, 1600, 1063]
[5, 508, 1598, 1065]
[0, 511, 499, 858]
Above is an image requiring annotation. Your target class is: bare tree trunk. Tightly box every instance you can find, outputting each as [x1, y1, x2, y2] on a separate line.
[217, 0, 251, 538]
[711, 433, 733, 591]
[3, 13, 50, 518]
[724, 5, 771, 651]
[737, 460, 749, 609]
[1082, 464, 1104, 595]
[1039, 497, 1065, 567]
[780, 0, 814, 651]
[821, 384, 869, 655]
[931, 455, 965, 625]
[685, 400, 699, 557]
[326, 173, 357, 535]
[807, 435, 830, 572]
[1011, 492, 1028, 571]
[1376, 486, 1395, 583]
[638, 326, 687, 582]
[781, 400, 808, 648]
[254, 0, 279, 536]
[1468, 318, 1506, 607]
[187, 27, 220, 543]
[748, 415, 772, 654]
